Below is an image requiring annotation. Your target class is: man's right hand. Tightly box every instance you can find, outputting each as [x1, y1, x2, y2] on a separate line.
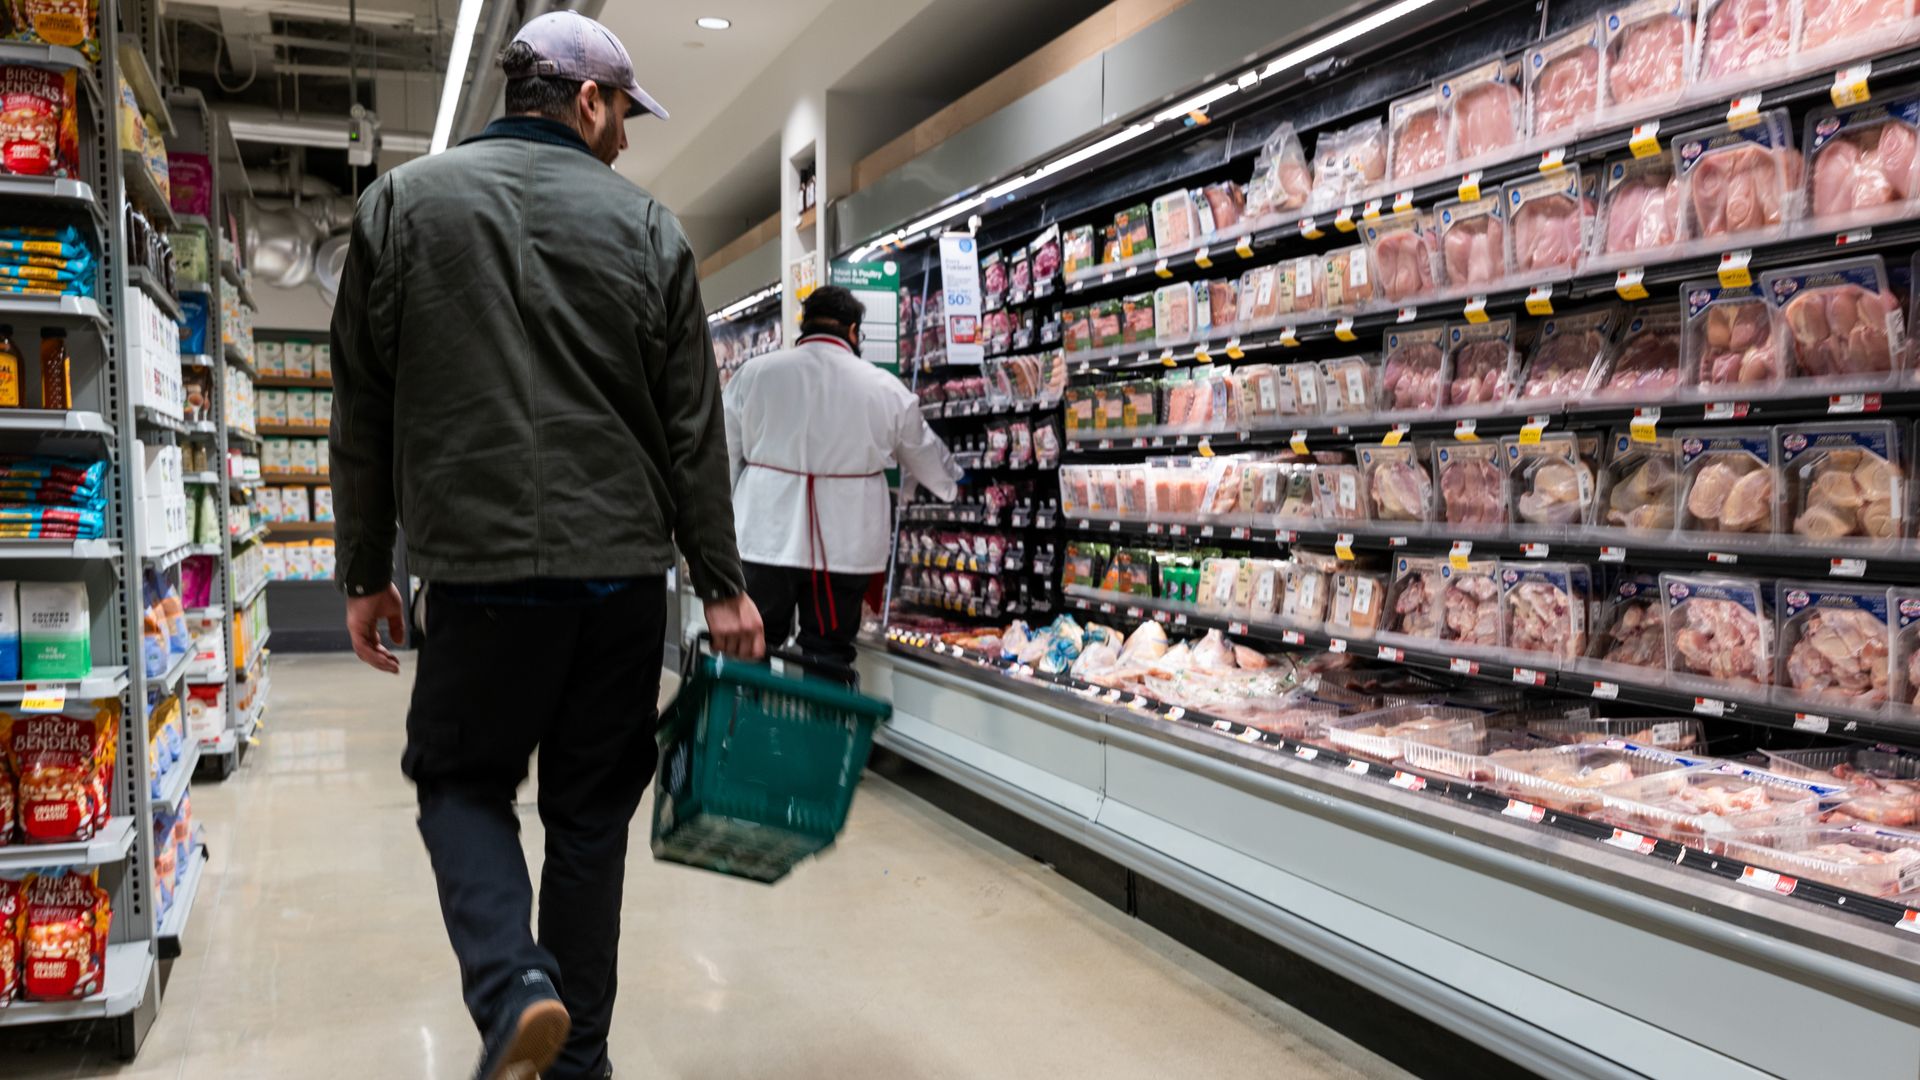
[705, 593, 766, 660]
[346, 584, 406, 674]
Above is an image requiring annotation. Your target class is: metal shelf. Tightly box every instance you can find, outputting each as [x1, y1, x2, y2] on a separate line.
[257, 423, 325, 438]
[0, 942, 154, 1028]
[0, 408, 114, 440]
[261, 470, 327, 484]
[224, 342, 255, 379]
[128, 265, 181, 322]
[181, 353, 213, 370]
[158, 839, 208, 959]
[0, 815, 135, 872]
[134, 404, 186, 434]
[226, 427, 261, 446]
[0, 292, 105, 326]
[116, 41, 173, 135]
[230, 524, 265, 549]
[153, 738, 199, 817]
[235, 575, 267, 611]
[173, 212, 210, 232]
[118, 149, 175, 230]
[0, 539, 118, 559]
[230, 679, 267, 733]
[0, 175, 104, 227]
[0, 666, 127, 704]
[0, 40, 92, 72]
[183, 471, 219, 485]
[145, 541, 194, 571]
[255, 375, 332, 390]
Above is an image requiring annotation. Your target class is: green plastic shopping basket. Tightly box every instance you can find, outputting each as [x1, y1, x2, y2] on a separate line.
[651, 640, 891, 883]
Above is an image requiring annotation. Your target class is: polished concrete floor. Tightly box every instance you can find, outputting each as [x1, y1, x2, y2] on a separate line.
[0, 653, 1411, 1080]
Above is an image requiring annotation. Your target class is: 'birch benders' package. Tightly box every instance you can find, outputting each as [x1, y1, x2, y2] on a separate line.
[22, 870, 111, 1001]
[4, 700, 118, 843]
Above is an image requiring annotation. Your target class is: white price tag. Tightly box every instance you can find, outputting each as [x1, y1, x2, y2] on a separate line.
[1167, 707, 1186, 720]
[1237, 727, 1264, 743]
[1830, 558, 1867, 578]
[1393, 190, 1414, 214]
[1362, 198, 1384, 220]
[1520, 542, 1549, 558]
[1397, 306, 1417, 323]
[1334, 317, 1357, 342]
[1298, 217, 1323, 240]
[1740, 866, 1797, 895]
[1599, 546, 1626, 563]
[1282, 630, 1306, 645]
[1837, 228, 1873, 246]
[1454, 418, 1479, 441]
[1194, 245, 1213, 269]
[1707, 551, 1738, 565]
[18, 686, 65, 712]
[1512, 667, 1545, 686]
[1228, 620, 1249, 635]
[1334, 205, 1357, 232]
[1389, 771, 1427, 791]
[1378, 646, 1404, 662]
[1294, 746, 1320, 761]
[1727, 93, 1762, 128]
[1592, 681, 1620, 700]
[1328, 637, 1349, 654]
[1457, 171, 1483, 202]
[1793, 713, 1831, 734]
[1606, 829, 1657, 854]
[1449, 657, 1479, 675]
[1693, 697, 1727, 717]
[1345, 759, 1370, 775]
[1900, 912, 1920, 935]
[1615, 267, 1648, 301]
[1463, 296, 1489, 323]
[1502, 799, 1546, 823]
[1718, 249, 1753, 288]
[1702, 400, 1747, 421]
[1829, 393, 1880, 414]
[1538, 146, 1567, 172]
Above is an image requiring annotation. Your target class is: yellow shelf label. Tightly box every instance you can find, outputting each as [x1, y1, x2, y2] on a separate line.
[1525, 284, 1553, 316]
[1718, 249, 1753, 288]
[1832, 62, 1871, 107]
[1629, 121, 1661, 159]
[1458, 171, 1483, 202]
[1463, 296, 1489, 323]
[1615, 267, 1648, 301]
[1630, 407, 1660, 443]
[1334, 317, 1357, 342]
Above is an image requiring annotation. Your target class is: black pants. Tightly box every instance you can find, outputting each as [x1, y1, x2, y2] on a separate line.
[404, 579, 665, 1080]
[743, 561, 871, 669]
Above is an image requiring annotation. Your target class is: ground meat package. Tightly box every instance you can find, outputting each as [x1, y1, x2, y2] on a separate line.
[1524, 22, 1603, 142]
[1029, 226, 1062, 297]
[1388, 88, 1451, 186]
[1761, 256, 1905, 384]
[980, 250, 1006, 312]
[1591, 154, 1686, 268]
[1502, 561, 1590, 659]
[22, 869, 109, 1001]
[1444, 317, 1519, 412]
[1599, 0, 1693, 120]
[1663, 571, 1774, 686]
[1775, 582, 1893, 715]
[1675, 110, 1801, 244]
[1435, 194, 1508, 289]
[0, 65, 77, 178]
[1802, 94, 1920, 231]
[1596, 308, 1683, 400]
[1504, 167, 1591, 277]
[1378, 323, 1448, 412]
[1682, 280, 1783, 393]
[1440, 56, 1524, 169]
[1779, 421, 1904, 546]
[1677, 426, 1780, 535]
[1592, 430, 1680, 533]
[1151, 189, 1199, 254]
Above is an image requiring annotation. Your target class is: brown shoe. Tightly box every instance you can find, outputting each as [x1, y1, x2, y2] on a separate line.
[474, 971, 572, 1080]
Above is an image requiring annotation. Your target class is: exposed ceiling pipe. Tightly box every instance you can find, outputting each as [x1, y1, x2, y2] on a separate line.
[449, 0, 522, 143]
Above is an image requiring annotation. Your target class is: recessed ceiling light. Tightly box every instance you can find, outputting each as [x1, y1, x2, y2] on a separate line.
[696, 17, 731, 30]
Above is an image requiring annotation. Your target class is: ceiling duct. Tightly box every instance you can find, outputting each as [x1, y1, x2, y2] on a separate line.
[240, 167, 357, 290]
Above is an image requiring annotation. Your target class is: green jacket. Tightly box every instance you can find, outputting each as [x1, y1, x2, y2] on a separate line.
[328, 116, 745, 602]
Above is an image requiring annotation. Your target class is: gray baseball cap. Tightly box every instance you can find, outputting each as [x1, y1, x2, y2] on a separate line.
[508, 11, 668, 121]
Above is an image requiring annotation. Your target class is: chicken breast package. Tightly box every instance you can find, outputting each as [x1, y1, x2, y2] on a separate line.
[1307, 118, 1387, 214]
[1314, 462, 1367, 521]
[1246, 122, 1314, 221]
[1435, 441, 1510, 530]
[1677, 426, 1780, 535]
[1378, 323, 1449, 412]
[1154, 283, 1197, 346]
[1444, 318, 1519, 412]
[1694, 0, 1796, 93]
[1320, 356, 1375, 416]
[1321, 245, 1376, 312]
[1583, 572, 1669, 676]
[1516, 308, 1617, 406]
[1359, 442, 1435, 525]
[1506, 433, 1598, 535]
[1662, 571, 1774, 687]
[1284, 552, 1341, 627]
[1386, 555, 1448, 640]
[1761, 256, 1906, 384]
[1388, 88, 1452, 186]
[1192, 182, 1247, 243]
[1682, 280, 1783, 394]
[1151, 189, 1200, 257]
[1504, 168, 1591, 278]
[1599, 0, 1693, 119]
[1591, 430, 1680, 533]
[1800, 0, 1920, 69]
[1435, 194, 1509, 290]
[1331, 568, 1390, 639]
[1237, 264, 1286, 327]
[1674, 111, 1801, 244]
[1502, 561, 1590, 659]
[1803, 96, 1920, 231]
[1363, 211, 1440, 303]
[1441, 558, 1504, 651]
[1441, 57, 1525, 169]
[1525, 22, 1603, 142]
[1284, 361, 1325, 417]
[1591, 154, 1687, 268]
[1892, 589, 1920, 715]
[1779, 421, 1904, 547]
[1775, 581, 1893, 715]
[1236, 365, 1291, 428]
[1596, 309, 1683, 401]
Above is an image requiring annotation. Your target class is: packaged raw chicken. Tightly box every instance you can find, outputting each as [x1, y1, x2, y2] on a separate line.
[1761, 256, 1905, 382]
[1682, 280, 1782, 392]
[1205, 278, 1239, 330]
[1775, 581, 1892, 713]
[1307, 119, 1386, 213]
[1284, 552, 1340, 627]
[1236, 365, 1288, 426]
[1799, 0, 1919, 63]
[1246, 557, 1287, 621]
[1330, 569, 1389, 638]
[1674, 110, 1801, 242]
[1192, 181, 1246, 240]
[1694, 0, 1795, 89]
[1246, 123, 1313, 219]
[1237, 265, 1282, 327]
[1386, 556, 1448, 639]
[1115, 203, 1154, 260]
[1506, 433, 1596, 528]
[1064, 226, 1098, 279]
[1709, 825, 1920, 899]
[1585, 573, 1669, 672]
[1758, 745, 1920, 823]
[1504, 168, 1590, 276]
[1516, 308, 1616, 404]
[1378, 323, 1448, 411]
[1363, 211, 1439, 303]
[1321, 245, 1375, 311]
[1441, 57, 1524, 166]
[1285, 362, 1325, 417]
[1313, 463, 1366, 521]
[1662, 571, 1773, 685]
[1595, 308, 1683, 401]
[1602, 765, 1825, 846]
[1527, 713, 1706, 750]
[1388, 87, 1451, 184]
[1198, 556, 1246, 615]
[1592, 154, 1685, 264]
[1803, 96, 1920, 230]
[1359, 442, 1434, 523]
[1443, 318, 1518, 410]
[1896, 589, 1920, 714]
[1435, 441, 1509, 529]
[1435, 194, 1508, 289]
[1599, 0, 1693, 116]
[1288, 255, 1323, 314]
[1779, 421, 1904, 545]
[1678, 426, 1779, 534]
[1525, 22, 1603, 140]
[1491, 742, 1690, 815]
[1154, 283, 1196, 345]
[1151, 189, 1200, 255]
[1325, 703, 1484, 763]
[1441, 558, 1503, 650]
[1320, 356, 1375, 416]
[1592, 430, 1679, 532]
[1502, 561, 1589, 658]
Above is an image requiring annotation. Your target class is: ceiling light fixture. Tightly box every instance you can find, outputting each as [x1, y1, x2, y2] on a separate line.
[697, 16, 732, 30]
[429, 0, 486, 154]
[1261, 0, 1441, 80]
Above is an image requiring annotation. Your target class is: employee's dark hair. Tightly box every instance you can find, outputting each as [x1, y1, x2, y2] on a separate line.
[800, 285, 866, 340]
[499, 40, 582, 121]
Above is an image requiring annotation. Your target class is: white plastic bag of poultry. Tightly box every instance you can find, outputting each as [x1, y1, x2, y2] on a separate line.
[1151, 188, 1200, 257]
[1319, 355, 1375, 416]
[1307, 119, 1387, 214]
[1359, 442, 1435, 526]
[1440, 56, 1525, 171]
[1330, 569, 1390, 639]
[1385, 555, 1449, 641]
[1434, 193, 1509, 292]
[1579, 572, 1670, 680]
[1505, 433, 1597, 537]
[1888, 589, 1920, 719]
[1674, 110, 1801, 246]
[1774, 582, 1893, 716]
[1681, 280, 1784, 394]
[1779, 420, 1905, 549]
[1801, 96, 1920, 233]
[1504, 168, 1591, 278]
[1441, 558, 1504, 652]
[1378, 323, 1449, 413]
[1388, 87, 1452, 187]
[1443, 317, 1519, 414]
[1595, 308, 1684, 401]
[1677, 427, 1780, 537]
[1245, 123, 1314, 222]
[1662, 571, 1774, 689]
[1524, 22, 1604, 144]
[1590, 429, 1680, 535]
[1589, 154, 1687, 271]
[1794, 0, 1920, 76]
[1363, 210, 1440, 304]
[1515, 307, 1617, 407]
[1597, 0, 1693, 123]
[1320, 245, 1376, 312]
[1691, 0, 1797, 99]
[1502, 561, 1589, 660]
[1435, 441, 1509, 532]
[1761, 256, 1906, 387]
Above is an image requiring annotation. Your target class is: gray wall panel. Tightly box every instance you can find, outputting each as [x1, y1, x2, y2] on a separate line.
[699, 237, 781, 313]
[1099, 0, 1335, 125]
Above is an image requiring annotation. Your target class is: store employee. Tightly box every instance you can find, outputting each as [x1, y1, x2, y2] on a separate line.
[725, 285, 962, 671]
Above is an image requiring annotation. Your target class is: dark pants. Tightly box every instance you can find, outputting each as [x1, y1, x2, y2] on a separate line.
[743, 561, 871, 670]
[404, 579, 666, 1080]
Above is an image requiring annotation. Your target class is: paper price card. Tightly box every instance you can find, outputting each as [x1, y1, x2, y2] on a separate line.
[1513, 667, 1546, 686]
[1525, 284, 1553, 315]
[1345, 758, 1369, 774]
[1161, 350, 1178, 367]
[1837, 228, 1873, 246]
[1224, 337, 1245, 359]
[1740, 866, 1798, 895]
[1829, 393, 1879, 414]
[1463, 296, 1489, 323]
[1167, 707, 1186, 720]
[1392, 190, 1414, 214]
[1830, 558, 1867, 578]
[1718, 249, 1753, 288]
[1282, 630, 1306, 645]
[1298, 217, 1323, 240]
[1449, 657, 1479, 675]
[1397, 306, 1418, 323]
[1362, 198, 1384, 221]
[1702, 400, 1747, 420]
[1290, 430, 1310, 455]
[19, 686, 65, 712]
[1335, 533, 1356, 560]
[1793, 713, 1831, 734]
[1382, 423, 1410, 447]
[1237, 727, 1264, 743]
[1295, 746, 1319, 761]
[1334, 206, 1357, 232]
[1328, 637, 1349, 653]
[1831, 62, 1871, 107]
[1693, 696, 1727, 716]
[1279, 326, 1300, 348]
[1599, 546, 1626, 563]
[1518, 415, 1550, 445]
[1153, 258, 1171, 279]
[1194, 345, 1213, 364]
[1615, 267, 1648, 301]
[1707, 551, 1738, 564]
[1520, 542, 1550, 558]
[1378, 646, 1404, 662]
[1727, 93, 1762, 129]
[1591, 680, 1620, 699]
[1449, 540, 1473, 570]
[1196, 437, 1216, 458]
[1630, 407, 1659, 443]
[1629, 121, 1660, 158]
[1236, 236, 1256, 258]
[1605, 828, 1657, 854]
[1334, 317, 1358, 342]
[1454, 418, 1479, 441]
[1502, 800, 1546, 823]
[1899, 912, 1920, 935]
[1389, 771, 1427, 791]
[1194, 245, 1213, 269]
[1228, 620, 1248, 635]
[1538, 146, 1567, 172]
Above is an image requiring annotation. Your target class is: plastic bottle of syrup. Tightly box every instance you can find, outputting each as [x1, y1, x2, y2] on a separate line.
[0, 325, 21, 408]
[40, 327, 69, 410]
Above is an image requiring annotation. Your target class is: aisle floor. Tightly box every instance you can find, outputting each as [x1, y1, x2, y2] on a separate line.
[1, 653, 1412, 1080]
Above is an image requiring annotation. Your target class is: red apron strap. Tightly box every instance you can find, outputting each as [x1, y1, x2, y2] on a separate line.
[743, 460, 883, 632]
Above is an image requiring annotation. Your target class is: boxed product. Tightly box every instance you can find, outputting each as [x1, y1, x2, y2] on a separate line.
[291, 439, 319, 476]
[1591, 430, 1679, 533]
[257, 341, 284, 378]
[287, 389, 316, 428]
[258, 389, 286, 426]
[313, 343, 331, 379]
[1359, 443, 1433, 524]
[1435, 194, 1508, 289]
[285, 342, 315, 378]
[1773, 581, 1891, 715]
[1676, 426, 1777, 535]
[1524, 22, 1602, 140]
[263, 438, 291, 473]
[1501, 560, 1589, 658]
[311, 538, 336, 580]
[1443, 317, 1518, 411]
[1378, 323, 1448, 412]
[257, 487, 282, 524]
[1440, 56, 1523, 166]
[1595, 308, 1682, 400]
[19, 581, 87, 679]
[1760, 256, 1904, 383]
[1434, 441, 1507, 529]
[1778, 421, 1903, 546]
[1597, 0, 1693, 117]
[1682, 279, 1782, 393]
[1506, 432, 1595, 530]
[1673, 110, 1800, 243]
[284, 541, 312, 581]
[1503, 167, 1589, 277]
[1662, 572, 1772, 687]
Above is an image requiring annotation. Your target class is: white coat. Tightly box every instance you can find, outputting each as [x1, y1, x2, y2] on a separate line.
[724, 334, 960, 575]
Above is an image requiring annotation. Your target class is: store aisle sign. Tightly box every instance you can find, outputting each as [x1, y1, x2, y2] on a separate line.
[830, 260, 902, 372]
[938, 234, 986, 367]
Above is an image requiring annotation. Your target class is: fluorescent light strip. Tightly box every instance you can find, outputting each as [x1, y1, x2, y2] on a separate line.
[1261, 0, 1441, 79]
[1151, 82, 1240, 124]
[430, 0, 487, 154]
[709, 282, 784, 323]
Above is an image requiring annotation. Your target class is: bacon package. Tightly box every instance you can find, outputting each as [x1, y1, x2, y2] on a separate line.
[22, 870, 109, 1001]
[1675, 110, 1802, 242]
[1388, 88, 1451, 184]
[1436, 194, 1508, 288]
[1524, 23, 1602, 140]
[1762, 256, 1905, 383]
[1441, 57, 1524, 166]
[4, 702, 117, 843]
[1683, 280, 1782, 392]
[1600, 0, 1692, 115]
[1803, 95, 1920, 229]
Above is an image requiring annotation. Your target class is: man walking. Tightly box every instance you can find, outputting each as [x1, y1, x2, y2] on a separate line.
[725, 285, 961, 674]
[329, 12, 762, 1079]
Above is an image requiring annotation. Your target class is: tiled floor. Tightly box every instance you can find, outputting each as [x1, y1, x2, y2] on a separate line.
[0, 653, 1410, 1080]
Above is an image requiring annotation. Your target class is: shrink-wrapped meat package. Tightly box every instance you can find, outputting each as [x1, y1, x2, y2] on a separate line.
[1441, 57, 1524, 166]
[1761, 256, 1905, 382]
[1592, 154, 1685, 265]
[1505, 168, 1591, 276]
[1604, 765, 1825, 847]
[1675, 110, 1801, 242]
[1709, 826, 1920, 898]
[1662, 572, 1773, 685]
[1386, 556, 1448, 639]
[1314, 463, 1366, 521]
[1517, 307, 1616, 405]
[1321, 245, 1375, 311]
[1151, 189, 1199, 255]
[1192, 182, 1246, 241]
[1803, 96, 1920, 230]
[1525, 23, 1602, 140]
[1683, 280, 1782, 393]
[1444, 317, 1519, 410]
[1503, 561, 1590, 658]
[1308, 119, 1387, 213]
[1363, 211, 1439, 302]
[1388, 88, 1451, 184]
[1247, 123, 1314, 220]
[1436, 194, 1508, 288]
[1330, 569, 1389, 639]
[1585, 573, 1669, 673]
[1677, 427, 1779, 534]
[1435, 441, 1508, 528]
[1599, 0, 1692, 116]
[1507, 433, 1596, 530]
[1596, 309, 1682, 401]
[1592, 430, 1679, 533]
[1775, 581, 1892, 714]
[1779, 421, 1904, 546]
[1378, 323, 1448, 411]
[1359, 442, 1434, 523]
[1320, 356, 1375, 415]
[1442, 558, 1504, 650]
